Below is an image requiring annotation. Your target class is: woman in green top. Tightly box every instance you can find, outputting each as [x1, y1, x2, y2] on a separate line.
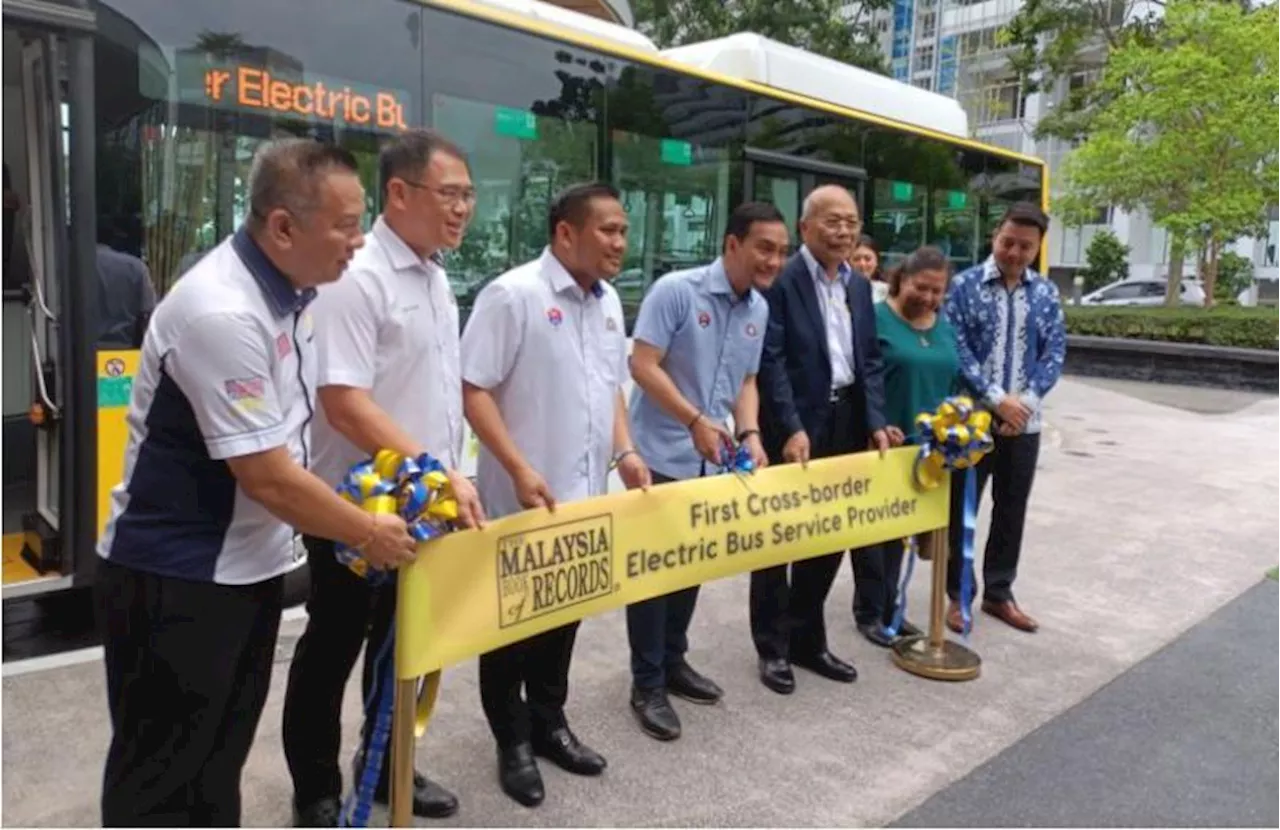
[854, 246, 961, 648]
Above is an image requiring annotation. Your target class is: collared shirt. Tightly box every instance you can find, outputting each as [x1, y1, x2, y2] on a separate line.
[97, 227, 317, 584]
[460, 248, 628, 519]
[309, 216, 463, 488]
[943, 256, 1067, 434]
[800, 245, 856, 389]
[96, 243, 156, 348]
[628, 258, 768, 480]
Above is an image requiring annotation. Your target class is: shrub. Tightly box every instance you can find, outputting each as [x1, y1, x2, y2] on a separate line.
[1064, 306, 1279, 350]
[1078, 230, 1131, 293]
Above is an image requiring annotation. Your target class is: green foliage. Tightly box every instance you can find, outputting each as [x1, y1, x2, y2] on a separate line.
[1214, 250, 1255, 301]
[1064, 305, 1279, 349]
[1079, 229, 1130, 292]
[632, 0, 892, 74]
[1001, 0, 1163, 141]
[1058, 0, 1278, 303]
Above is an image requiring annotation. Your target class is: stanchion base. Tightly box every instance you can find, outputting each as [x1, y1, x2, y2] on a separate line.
[890, 635, 981, 681]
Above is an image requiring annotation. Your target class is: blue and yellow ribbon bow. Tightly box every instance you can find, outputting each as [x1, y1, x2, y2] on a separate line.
[335, 449, 459, 585]
[887, 396, 995, 640]
[332, 449, 458, 827]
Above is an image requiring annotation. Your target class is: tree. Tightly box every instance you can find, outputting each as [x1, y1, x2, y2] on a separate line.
[1079, 229, 1129, 291]
[1056, 0, 1278, 307]
[632, 0, 892, 74]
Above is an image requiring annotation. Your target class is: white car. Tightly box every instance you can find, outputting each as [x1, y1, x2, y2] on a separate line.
[1081, 277, 1207, 307]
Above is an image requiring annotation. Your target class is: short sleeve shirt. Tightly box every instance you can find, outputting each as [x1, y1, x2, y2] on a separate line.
[97, 228, 317, 585]
[309, 216, 463, 487]
[627, 259, 768, 480]
[460, 249, 628, 520]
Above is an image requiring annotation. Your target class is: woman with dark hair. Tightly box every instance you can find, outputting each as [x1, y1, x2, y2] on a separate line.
[850, 234, 888, 303]
[853, 245, 961, 647]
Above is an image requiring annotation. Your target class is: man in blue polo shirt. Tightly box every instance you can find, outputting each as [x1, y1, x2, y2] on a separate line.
[625, 202, 789, 741]
[94, 139, 417, 827]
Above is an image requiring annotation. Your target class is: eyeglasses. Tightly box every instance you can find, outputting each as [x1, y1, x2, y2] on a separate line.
[400, 180, 477, 206]
[822, 217, 863, 232]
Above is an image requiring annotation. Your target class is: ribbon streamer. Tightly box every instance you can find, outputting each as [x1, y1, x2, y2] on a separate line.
[884, 535, 917, 638]
[333, 450, 459, 828]
[890, 395, 995, 639]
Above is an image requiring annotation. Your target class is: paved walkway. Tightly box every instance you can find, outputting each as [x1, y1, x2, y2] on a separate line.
[3, 378, 1277, 827]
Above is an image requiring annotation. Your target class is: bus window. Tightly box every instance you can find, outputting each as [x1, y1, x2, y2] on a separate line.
[93, 0, 428, 302]
[605, 63, 746, 329]
[870, 178, 927, 270]
[929, 148, 987, 273]
[419, 6, 610, 321]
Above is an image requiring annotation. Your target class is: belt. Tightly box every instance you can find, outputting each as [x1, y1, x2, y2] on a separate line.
[828, 384, 855, 404]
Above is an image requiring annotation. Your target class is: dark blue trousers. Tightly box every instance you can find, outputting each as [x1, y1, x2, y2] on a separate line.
[625, 470, 701, 689]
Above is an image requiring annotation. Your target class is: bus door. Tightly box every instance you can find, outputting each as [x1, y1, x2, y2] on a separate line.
[742, 147, 867, 243]
[2, 22, 72, 597]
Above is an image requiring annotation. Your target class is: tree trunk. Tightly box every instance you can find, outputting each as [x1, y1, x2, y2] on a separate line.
[1203, 236, 1222, 308]
[1165, 234, 1186, 307]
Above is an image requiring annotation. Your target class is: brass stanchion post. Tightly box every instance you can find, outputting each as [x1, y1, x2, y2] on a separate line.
[389, 678, 417, 827]
[891, 526, 981, 681]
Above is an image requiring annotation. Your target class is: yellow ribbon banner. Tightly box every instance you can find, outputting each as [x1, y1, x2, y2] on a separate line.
[395, 446, 948, 680]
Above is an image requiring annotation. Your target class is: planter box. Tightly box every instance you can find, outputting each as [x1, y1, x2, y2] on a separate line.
[1063, 335, 1278, 392]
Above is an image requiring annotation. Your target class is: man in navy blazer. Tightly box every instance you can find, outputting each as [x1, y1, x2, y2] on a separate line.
[749, 184, 890, 695]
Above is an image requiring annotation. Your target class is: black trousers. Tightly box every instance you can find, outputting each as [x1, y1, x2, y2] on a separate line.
[95, 556, 284, 827]
[626, 470, 700, 689]
[948, 431, 1041, 605]
[282, 536, 397, 809]
[751, 385, 868, 661]
[479, 621, 581, 749]
[850, 539, 908, 629]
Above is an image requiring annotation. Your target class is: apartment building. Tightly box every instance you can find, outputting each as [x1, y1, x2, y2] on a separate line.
[854, 0, 1279, 289]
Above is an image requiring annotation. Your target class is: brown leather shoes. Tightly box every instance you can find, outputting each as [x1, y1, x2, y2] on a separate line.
[981, 599, 1039, 632]
[946, 601, 965, 634]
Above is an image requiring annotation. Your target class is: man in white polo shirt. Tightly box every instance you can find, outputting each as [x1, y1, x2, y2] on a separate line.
[282, 129, 484, 827]
[462, 181, 650, 809]
[94, 138, 418, 827]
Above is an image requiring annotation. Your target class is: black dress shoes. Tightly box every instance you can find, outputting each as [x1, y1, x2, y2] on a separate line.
[373, 770, 459, 818]
[758, 657, 796, 695]
[631, 685, 681, 740]
[792, 649, 858, 683]
[498, 743, 544, 808]
[857, 621, 896, 648]
[531, 726, 607, 776]
[897, 619, 924, 638]
[293, 795, 341, 827]
[666, 661, 723, 704]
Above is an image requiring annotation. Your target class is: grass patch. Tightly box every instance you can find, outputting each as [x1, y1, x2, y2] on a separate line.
[1065, 306, 1280, 350]
[1266, 566, 1278, 582]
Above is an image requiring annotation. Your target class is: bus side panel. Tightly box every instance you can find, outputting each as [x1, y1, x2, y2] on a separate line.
[96, 349, 139, 544]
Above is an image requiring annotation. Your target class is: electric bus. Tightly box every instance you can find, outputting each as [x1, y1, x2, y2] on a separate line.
[0, 0, 1045, 603]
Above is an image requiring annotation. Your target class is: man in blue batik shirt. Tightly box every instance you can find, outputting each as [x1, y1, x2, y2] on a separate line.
[942, 202, 1065, 635]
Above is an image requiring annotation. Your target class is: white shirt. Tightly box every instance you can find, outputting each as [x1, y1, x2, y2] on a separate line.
[801, 245, 856, 389]
[97, 228, 316, 585]
[309, 217, 463, 487]
[460, 249, 628, 520]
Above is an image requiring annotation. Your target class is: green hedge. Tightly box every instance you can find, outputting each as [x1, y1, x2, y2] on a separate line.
[1064, 306, 1280, 350]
